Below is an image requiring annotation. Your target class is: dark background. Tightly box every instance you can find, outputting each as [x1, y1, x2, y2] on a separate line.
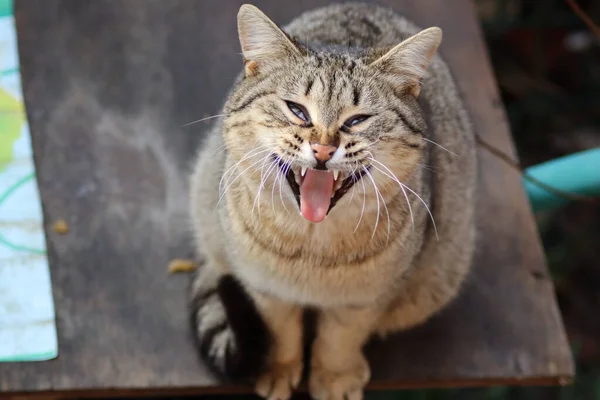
[473, 0, 600, 397]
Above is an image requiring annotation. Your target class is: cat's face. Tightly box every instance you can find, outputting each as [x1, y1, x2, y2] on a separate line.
[222, 5, 441, 223]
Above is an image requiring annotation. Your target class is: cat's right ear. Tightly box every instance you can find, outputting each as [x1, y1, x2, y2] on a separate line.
[237, 4, 301, 77]
[369, 27, 442, 97]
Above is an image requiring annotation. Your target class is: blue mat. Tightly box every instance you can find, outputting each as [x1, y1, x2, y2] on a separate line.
[0, 0, 57, 362]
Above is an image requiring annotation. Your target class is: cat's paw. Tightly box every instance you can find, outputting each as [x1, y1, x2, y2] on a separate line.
[309, 354, 370, 400]
[255, 359, 303, 400]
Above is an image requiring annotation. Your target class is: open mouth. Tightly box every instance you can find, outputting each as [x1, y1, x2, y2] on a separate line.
[274, 155, 369, 223]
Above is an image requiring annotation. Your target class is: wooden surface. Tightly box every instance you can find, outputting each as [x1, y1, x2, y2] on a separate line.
[1, 0, 574, 397]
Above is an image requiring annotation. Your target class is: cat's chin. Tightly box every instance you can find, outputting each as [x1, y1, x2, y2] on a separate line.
[273, 155, 370, 219]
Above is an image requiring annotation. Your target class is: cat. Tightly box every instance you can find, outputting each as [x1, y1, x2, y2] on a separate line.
[188, 3, 477, 400]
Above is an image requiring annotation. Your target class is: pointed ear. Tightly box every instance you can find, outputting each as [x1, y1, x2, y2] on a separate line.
[369, 27, 442, 97]
[237, 4, 301, 76]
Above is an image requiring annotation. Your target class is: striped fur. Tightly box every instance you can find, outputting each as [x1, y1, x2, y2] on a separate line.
[190, 266, 269, 381]
[189, 3, 476, 399]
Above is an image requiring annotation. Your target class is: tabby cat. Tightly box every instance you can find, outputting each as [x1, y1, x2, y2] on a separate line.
[189, 3, 476, 399]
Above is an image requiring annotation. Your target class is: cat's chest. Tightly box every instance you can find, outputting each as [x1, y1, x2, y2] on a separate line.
[227, 214, 408, 306]
[235, 213, 383, 264]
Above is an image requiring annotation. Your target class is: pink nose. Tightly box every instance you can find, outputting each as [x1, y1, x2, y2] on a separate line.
[311, 143, 337, 162]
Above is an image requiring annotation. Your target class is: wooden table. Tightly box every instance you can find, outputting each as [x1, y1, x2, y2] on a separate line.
[1, 0, 574, 398]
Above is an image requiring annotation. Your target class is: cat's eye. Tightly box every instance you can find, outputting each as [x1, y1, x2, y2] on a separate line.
[285, 101, 311, 124]
[343, 115, 370, 129]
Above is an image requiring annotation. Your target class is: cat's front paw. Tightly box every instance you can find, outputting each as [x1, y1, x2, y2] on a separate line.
[255, 359, 303, 400]
[309, 354, 370, 400]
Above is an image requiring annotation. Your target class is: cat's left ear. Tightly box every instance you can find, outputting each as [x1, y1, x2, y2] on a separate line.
[237, 4, 302, 77]
[369, 27, 442, 97]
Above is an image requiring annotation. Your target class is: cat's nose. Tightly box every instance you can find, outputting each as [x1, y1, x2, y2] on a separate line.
[311, 143, 337, 162]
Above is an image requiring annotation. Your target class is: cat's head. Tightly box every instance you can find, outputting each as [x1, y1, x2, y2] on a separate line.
[222, 4, 441, 223]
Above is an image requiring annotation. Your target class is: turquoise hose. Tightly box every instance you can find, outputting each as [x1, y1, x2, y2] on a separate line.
[0, 0, 11, 18]
[524, 147, 600, 212]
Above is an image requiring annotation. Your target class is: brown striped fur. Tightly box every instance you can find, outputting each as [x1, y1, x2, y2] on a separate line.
[189, 3, 476, 399]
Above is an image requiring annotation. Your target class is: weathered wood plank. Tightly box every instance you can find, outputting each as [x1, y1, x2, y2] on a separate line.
[0, 0, 573, 397]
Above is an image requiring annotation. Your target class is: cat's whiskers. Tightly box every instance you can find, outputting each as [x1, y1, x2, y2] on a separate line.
[354, 167, 368, 233]
[181, 113, 230, 128]
[346, 161, 360, 205]
[273, 128, 301, 214]
[421, 137, 458, 157]
[219, 151, 273, 203]
[204, 142, 229, 160]
[220, 145, 271, 185]
[365, 137, 381, 148]
[365, 152, 415, 231]
[214, 143, 229, 158]
[270, 152, 293, 215]
[252, 155, 280, 218]
[418, 162, 438, 174]
[271, 160, 282, 215]
[218, 150, 274, 205]
[364, 167, 390, 243]
[219, 151, 271, 201]
[219, 146, 272, 194]
[368, 158, 438, 240]
[364, 167, 381, 239]
[277, 154, 297, 215]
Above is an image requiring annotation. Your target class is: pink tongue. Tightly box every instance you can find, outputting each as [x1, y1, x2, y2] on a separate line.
[300, 169, 334, 223]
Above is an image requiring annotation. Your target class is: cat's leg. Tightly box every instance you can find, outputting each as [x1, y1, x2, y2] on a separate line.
[309, 306, 381, 400]
[251, 292, 304, 400]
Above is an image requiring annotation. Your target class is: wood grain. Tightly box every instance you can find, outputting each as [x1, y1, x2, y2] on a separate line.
[1, 0, 574, 397]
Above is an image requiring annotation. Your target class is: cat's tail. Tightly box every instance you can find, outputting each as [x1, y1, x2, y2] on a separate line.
[190, 268, 270, 381]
